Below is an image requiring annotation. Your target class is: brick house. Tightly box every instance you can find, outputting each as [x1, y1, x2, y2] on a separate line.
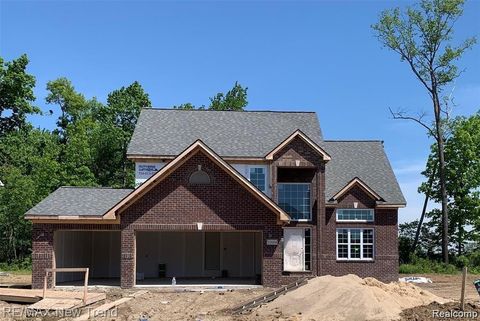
[26, 109, 406, 289]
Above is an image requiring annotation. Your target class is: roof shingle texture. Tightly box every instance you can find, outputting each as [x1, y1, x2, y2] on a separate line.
[127, 109, 323, 157]
[26, 109, 406, 217]
[322, 141, 406, 205]
[25, 187, 132, 216]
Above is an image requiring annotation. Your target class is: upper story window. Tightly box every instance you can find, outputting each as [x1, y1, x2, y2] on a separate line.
[336, 209, 374, 222]
[231, 164, 269, 196]
[249, 167, 266, 192]
[278, 183, 311, 221]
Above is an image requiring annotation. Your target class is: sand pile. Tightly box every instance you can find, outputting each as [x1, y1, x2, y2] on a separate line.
[257, 274, 449, 321]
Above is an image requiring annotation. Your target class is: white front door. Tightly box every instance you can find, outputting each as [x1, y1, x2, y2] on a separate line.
[283, 228, 305, 272]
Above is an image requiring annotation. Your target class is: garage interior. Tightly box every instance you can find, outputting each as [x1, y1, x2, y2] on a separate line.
[135, 231, 262, 285]
[54, 230, 121, 286]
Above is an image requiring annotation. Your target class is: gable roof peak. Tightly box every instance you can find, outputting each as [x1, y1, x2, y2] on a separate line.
[107, 139, 291, 222]
[265, 129, 331, 161]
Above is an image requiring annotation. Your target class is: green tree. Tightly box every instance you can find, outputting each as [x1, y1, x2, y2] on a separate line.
[46, 77, 90, 141]
[372, 0, 476, 263]
[174, 81, 248, 111]
[173, 103, 199, 110]
[0, 55, 39, 136]
[94, 81, 151, 187]
[209, 81, 248, 111]
[45, 78, 98, 186]
[421, 112, 480, 256]
[0, 127, 61, 262]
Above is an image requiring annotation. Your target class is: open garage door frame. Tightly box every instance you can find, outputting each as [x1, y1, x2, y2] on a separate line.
[54, 230, 121, 286]
[135, 231, 263, 286]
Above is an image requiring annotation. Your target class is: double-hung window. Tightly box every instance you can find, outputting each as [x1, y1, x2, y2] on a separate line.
[277, 183, 311, 221]
[337, 228, 374, 260]
[336, 209, 374, 222]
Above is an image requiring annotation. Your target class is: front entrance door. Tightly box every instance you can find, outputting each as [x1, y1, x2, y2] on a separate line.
[283, 228, 305, 272]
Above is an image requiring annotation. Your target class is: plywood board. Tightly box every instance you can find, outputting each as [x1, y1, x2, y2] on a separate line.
[0, 288, 106, 306]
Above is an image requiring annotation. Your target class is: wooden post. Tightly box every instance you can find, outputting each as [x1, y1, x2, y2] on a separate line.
[42, 271, 48, 299]
[460, 266, 467, 311]
[83, 268, 89, 305]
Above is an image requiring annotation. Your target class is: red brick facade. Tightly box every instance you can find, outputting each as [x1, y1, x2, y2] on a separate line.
[31, 138, 399, 289]
[320, 186, 399, 282]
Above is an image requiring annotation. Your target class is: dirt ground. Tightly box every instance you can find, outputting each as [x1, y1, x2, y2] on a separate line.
[402, 273, 480, 301]
[397, 274, 480, 321]
[0, 273, 479, 321]
[400, 301, 480, 321]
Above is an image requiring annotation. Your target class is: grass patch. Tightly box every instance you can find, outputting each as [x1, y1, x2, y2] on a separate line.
[0, 257, 32, 274]
[399, 257, 459, 274]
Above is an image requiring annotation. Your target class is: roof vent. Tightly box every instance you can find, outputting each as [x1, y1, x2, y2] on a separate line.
[189, 166, 211, 185]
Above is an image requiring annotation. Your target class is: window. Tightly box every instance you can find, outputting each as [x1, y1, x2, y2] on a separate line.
[278, 183, 311, 220]
[249, 167, 266, 192]
[283, 228, 311, 272]
[336, 228, 374, 260]
[231, 164, 269, 195]
[336, 209, 374, 222]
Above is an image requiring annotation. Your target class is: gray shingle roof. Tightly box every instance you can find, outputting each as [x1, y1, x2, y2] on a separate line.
[323, 141, 406, 205]
[127, 109, 323, 158]
[26, 111, 406, 217]
[25, 187, 133, 217]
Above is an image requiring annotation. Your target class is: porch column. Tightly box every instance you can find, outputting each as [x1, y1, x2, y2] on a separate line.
[31, 224, 54, 289]
[121, 229, 135, 288]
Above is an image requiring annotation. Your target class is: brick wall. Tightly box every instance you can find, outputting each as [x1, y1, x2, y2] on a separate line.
[319, 186, 399, 282]
[120, 151, 285, 287]
[31, 224, 120, 289]
[31, 137, 399, 289]
[271, 136, 326, 284]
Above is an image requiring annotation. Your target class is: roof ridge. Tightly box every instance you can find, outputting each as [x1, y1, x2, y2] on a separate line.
[143, 108, 317, 114]
[324, 140, 384, 143]
[59, 186, 133, 190]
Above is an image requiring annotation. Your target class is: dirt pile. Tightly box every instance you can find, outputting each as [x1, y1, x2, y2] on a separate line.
[256, 274, 449, 321]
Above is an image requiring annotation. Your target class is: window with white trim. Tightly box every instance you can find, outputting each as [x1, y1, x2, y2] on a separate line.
[336, 209, 374, 222]
[336, 228, 374, 260]
[278, 183, 311, 221]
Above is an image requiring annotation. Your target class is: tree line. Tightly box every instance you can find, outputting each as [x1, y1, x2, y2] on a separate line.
[0, 54, 247, 265]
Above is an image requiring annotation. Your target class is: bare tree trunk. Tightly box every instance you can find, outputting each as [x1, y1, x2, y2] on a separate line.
[432, 89, 449, 264]
[413, 164, 437, 253]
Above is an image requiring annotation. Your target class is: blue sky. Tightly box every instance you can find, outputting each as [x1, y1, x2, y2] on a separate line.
[1, 0, 479, 223]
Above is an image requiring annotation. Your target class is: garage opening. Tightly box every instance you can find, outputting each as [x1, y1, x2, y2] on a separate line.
[136, 231, 262, 286]
[54, 231, 121, 286]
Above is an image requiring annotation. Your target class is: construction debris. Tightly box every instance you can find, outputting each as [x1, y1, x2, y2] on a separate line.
[73, 297, 132, 321]
[72, 290, 147, 321]
[231, 277, 308, 314]
[0, 287, 106, 309]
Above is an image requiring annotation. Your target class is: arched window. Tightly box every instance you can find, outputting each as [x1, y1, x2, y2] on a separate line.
[189, 166, 211, 185]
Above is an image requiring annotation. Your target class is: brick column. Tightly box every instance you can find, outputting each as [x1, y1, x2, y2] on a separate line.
[31, 224, 54, 289]
[120, 229, 135, 288]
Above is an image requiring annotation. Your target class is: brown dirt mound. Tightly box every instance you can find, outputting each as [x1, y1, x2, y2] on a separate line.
[256, 274, 449, 321]
[400, 301, 480, 321]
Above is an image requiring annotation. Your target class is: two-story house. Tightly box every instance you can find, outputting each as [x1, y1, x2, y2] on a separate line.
[26, 109, 405, 289]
